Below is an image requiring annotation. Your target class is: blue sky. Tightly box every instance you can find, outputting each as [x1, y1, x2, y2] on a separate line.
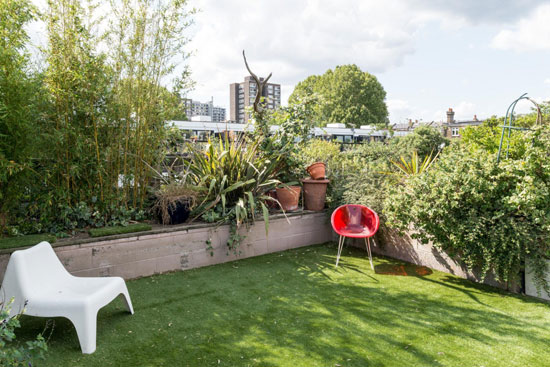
[185, 0, 550, 123]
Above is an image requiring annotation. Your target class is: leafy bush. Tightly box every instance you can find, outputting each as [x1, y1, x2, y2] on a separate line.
[385, 126, 550, 293]
[389, 125, 449, 158]
[1, 299, 48, 366]
[325, 126, 447, 216]
[461, 116, 527, 159]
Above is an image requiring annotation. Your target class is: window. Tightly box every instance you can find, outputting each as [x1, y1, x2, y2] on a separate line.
[451, 127, 460, 137]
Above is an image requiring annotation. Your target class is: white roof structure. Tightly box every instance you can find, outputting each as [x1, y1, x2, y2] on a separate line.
[167, 120, 388, 138]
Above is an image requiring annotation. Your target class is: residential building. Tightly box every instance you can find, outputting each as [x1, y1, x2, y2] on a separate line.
[441, 108, 483, 138]
[183, 98, 226, 122]
[229, 76, 281, 123]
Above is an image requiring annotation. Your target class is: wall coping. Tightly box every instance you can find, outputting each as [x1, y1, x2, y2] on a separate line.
[0, 210, 327, 255]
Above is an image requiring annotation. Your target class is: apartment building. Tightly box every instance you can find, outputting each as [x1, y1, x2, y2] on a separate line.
[183, 98, 226, 122]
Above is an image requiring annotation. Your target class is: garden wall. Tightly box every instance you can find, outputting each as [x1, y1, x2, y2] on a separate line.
[0, 212, 332, 283]
[349, 227, 511, 291]
[525, 258, 550, 301]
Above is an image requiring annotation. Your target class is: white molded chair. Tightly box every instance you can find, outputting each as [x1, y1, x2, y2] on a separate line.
[0, 241, 134, 354]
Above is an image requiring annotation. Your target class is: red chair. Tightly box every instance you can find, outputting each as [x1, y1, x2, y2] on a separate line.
[331, 204, 380, 270]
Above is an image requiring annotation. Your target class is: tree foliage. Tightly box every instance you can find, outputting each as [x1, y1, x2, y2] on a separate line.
[0, 0, 43, 231]
[1, 0, 195, 236]
[289, 64, 388, 128]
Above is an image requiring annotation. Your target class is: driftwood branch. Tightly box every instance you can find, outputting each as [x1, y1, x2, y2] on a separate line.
[242, 50, 272, 115]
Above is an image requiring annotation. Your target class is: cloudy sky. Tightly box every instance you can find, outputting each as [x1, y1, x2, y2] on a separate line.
[185, 0, 550, 123]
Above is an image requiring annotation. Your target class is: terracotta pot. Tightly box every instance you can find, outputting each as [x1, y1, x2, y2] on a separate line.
[306, 162, 326, 180]
[301, 179, 329, 211]
[276, 186, 301, 211]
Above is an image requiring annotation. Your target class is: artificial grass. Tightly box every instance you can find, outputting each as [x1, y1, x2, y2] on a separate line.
[88, 223, 152, 238]
[16, 243, 550, 367]
[0, 233, 56, 250]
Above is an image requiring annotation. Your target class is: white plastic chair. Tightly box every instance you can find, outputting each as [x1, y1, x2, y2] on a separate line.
[0, 241, 134, 354]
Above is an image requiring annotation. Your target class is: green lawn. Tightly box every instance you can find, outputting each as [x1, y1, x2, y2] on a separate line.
[17, 243, 550, 367]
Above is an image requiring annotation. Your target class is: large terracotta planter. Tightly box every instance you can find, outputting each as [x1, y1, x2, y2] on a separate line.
[276, 186, 301, 211]
[301, 179, 329, 211]
[306, 162, 326, 180]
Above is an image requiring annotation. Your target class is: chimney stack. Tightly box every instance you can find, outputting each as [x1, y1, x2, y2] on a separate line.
[447, 108, 455, 123]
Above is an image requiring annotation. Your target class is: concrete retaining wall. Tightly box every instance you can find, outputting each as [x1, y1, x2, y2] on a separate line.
[349, 227, 510, 290]
[0, 212, 332, 282]
[525, 257, 550, 301]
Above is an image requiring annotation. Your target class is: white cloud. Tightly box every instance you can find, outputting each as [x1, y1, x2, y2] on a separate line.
[188, 0, 547, 113]
[187, 0, 443, 109]
[544, 78, 550, 84]
[491, 4, 550, 51]
[453, 101, 477, 120]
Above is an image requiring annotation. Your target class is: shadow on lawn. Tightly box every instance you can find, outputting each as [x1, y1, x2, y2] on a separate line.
[15, 243, 550, 367]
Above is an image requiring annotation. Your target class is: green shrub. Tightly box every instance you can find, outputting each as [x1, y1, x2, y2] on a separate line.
[461, 116, 527, 159]
[1, 299, 48, 366]
[88, 223, 152, 238]
[385, 126, 550, 293]
[389, 125, 449, 158]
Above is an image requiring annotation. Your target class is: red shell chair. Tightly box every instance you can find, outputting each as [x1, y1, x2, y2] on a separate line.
[331, 204, 380, 270]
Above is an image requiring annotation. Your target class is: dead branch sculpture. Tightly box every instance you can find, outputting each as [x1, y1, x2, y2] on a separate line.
[242, 50, 272, 116]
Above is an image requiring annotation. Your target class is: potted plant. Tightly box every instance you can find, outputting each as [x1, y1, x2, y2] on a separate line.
[153, 183, 199, 225]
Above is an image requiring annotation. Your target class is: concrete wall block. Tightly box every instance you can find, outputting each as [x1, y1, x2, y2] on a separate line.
[71, 268, 106, 278]
[266, 236, 290, 253]
[155, 254, 181, 274]
[55, 247, 93, 272]
[524, 257, 550, 301]
[251, 240, 268, 257]
[172, 231, 212, 252]
[110, 258, 157, 279]
[90, 238, 180, 268]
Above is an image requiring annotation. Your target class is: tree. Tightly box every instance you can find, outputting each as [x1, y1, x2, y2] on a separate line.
[0, 0, 43, 232]
[289, 64, 388, 128]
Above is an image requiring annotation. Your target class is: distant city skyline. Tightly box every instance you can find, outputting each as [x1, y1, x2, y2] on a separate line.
[185, 0, 550, 124]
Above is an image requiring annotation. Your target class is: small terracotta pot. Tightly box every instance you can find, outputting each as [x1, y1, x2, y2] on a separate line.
[276, 186, 301, 211]
[306, 162, 326, 180]
[301, 179, 329, 211]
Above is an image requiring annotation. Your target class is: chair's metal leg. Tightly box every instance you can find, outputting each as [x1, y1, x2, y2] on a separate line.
[365, 237, 374, 271]
[336, 235, 345, 267]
